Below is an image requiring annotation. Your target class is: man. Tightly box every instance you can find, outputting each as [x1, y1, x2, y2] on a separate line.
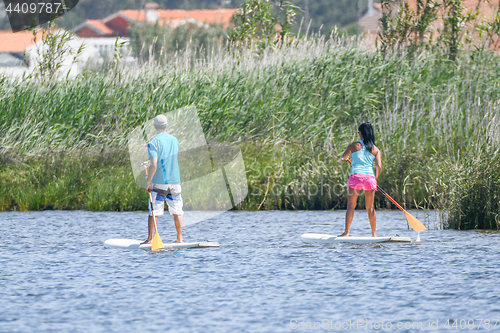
[142, 114, 183, 244]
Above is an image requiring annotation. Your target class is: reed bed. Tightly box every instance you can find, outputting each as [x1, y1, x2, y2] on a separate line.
[0, 36, 499, 229]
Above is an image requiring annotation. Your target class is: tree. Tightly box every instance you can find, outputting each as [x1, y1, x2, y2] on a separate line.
[228, 0, 298, 48]
[26, 20, 85, 84]
[129, 21, 226, 62]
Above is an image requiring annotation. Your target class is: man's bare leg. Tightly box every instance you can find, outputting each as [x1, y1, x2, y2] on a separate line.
[141, 215, 157, 244]
[173, 214, 183, 243]
[339, 187, 360, 237]
[364, 190, 377, 237]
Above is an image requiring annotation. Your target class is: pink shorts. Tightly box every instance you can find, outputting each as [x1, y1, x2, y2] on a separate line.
[348, 174, 377, 191]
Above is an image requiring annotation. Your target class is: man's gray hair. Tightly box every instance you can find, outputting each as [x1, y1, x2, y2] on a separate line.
[154, 114, 168, 130]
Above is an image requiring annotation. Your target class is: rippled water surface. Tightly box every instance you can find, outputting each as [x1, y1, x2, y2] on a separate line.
[1, 210, 499, 332]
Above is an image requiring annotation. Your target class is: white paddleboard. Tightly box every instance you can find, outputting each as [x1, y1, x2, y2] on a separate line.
[301, 233, 412, 244]
[104, 239, 220, 250]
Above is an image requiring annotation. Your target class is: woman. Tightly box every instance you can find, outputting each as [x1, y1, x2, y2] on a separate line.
[339, 122, 382, 237]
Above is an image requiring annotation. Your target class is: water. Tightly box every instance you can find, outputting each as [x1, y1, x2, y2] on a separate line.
[0, 210, 499, 332]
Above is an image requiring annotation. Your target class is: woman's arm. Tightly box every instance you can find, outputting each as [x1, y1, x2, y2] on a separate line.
[342, 143, 354, 161]
[374, 149, 382, 179]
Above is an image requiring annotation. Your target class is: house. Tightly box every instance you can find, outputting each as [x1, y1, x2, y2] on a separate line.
[0, 29, 45, 76]
[0, 29, 130, 78]
[24, 34, 131, 78]
[74, 3, 238, 38]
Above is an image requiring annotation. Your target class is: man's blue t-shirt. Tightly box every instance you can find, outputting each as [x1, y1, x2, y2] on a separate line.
[147, 133, 181, 185]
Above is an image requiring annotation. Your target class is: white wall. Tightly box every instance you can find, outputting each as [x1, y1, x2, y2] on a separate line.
[21, 32, 131, 78]
[0, 66, 28, 78]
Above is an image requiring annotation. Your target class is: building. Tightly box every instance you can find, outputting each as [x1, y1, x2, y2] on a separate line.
[0, 29, 129, 78]
[74, 3, 237, 38]
[0, 29, 44, 76]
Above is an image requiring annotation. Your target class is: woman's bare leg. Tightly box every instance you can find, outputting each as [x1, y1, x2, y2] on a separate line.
[364, 190, 377, 237]
[340, 187, 359, 237]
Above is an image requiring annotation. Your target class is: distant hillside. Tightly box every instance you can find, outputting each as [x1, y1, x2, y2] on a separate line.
[0, 2, 9, 30]
[0, 0, 373, 36]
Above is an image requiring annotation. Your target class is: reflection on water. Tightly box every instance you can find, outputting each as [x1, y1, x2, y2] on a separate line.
[0, 210, 499, 332]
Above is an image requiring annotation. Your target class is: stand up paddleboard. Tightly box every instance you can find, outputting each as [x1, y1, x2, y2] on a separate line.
[301, 233, 412, 244]
[104, 239, 220, 250]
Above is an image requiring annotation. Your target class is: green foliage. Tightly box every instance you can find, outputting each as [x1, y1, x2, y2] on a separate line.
[445, 154, 500, 230]
[0, 0, 371, 42]
[0, 151, 146, 211]
[14, 0, 373, 38]
[173, 22, 227, 49]
[378, 0, 500, 60]
[129, 22, 226, 62]
[25, 20, 85, 83]
[438, 0, 479, 60]
[475, 3, 500, 50]
[1, 36, 500, 229]
[378, 0, 440, 54]
[228, 0, 299, 47]
[338, 22, 363, 37]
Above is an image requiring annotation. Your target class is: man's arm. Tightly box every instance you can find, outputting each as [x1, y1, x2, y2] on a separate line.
[147, 157, 158, 190]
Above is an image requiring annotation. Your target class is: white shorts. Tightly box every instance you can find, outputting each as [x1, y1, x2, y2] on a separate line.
[149, 184, 184, 216]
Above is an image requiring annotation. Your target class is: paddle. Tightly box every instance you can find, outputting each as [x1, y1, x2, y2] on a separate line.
[143, 163, 164, 251]
[149, 191, 164, 251]
[346, 158, 426, 232]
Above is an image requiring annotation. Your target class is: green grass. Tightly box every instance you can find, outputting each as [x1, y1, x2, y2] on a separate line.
[0, 151, 146, 211]
[0, 36, 499, 229]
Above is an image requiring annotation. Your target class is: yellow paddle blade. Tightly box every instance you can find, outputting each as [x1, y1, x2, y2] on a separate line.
[405, 211, 427, 232]
[151, 231, 164, 251]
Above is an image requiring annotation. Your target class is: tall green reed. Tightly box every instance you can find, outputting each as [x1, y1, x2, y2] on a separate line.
[1, 35, 499, 229]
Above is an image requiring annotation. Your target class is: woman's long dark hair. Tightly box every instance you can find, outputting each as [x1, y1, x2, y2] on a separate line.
[358, 122, 376, 152]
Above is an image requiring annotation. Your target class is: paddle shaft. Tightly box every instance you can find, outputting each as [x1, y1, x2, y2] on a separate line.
[345, 157, 426, 232]
[144, 165, 159, 235]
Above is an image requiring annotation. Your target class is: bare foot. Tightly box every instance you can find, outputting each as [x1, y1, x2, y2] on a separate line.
[337, 230, 350, 237]
[372, 234, 377, 237]
[176, 239, 183, 243]
[141, 239, 152, 244]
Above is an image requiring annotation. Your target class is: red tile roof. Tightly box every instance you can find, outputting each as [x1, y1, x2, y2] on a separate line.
[84, 20, 115, 35]
[75, 8, 237, 38]
[0, 30, 45, 53]
[110, 8, 237, 27]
